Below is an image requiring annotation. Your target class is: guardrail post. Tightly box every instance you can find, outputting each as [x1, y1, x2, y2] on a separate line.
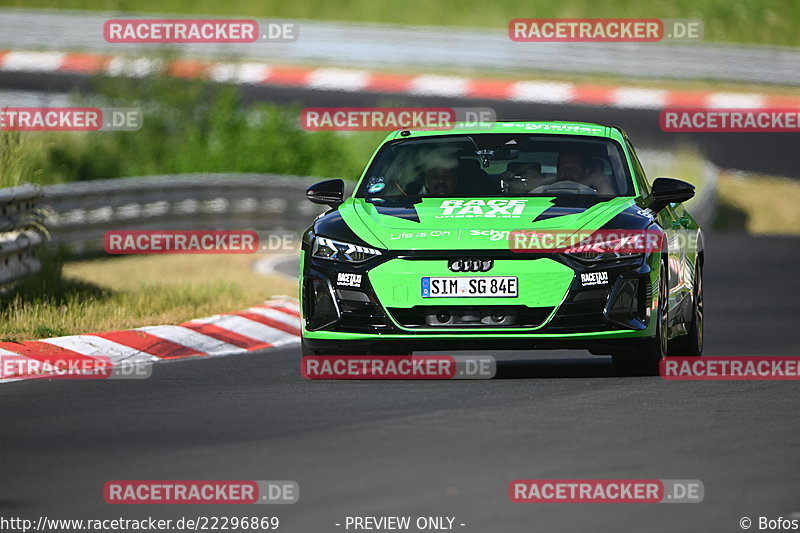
[0, 184, 46, 289]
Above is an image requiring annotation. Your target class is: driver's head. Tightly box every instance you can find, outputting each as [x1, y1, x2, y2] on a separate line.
[424, 167, 458, 195]
[422, 152, 459, 195]
[557, 152, 588, 182]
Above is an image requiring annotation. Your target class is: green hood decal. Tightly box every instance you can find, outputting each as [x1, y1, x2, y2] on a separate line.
[338, 196, 635, 250]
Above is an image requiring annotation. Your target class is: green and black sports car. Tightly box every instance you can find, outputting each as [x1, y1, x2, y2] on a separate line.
[300, 122, 704, 374]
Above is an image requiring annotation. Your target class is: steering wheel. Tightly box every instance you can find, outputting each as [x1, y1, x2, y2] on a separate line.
[531, 180, 597, 195]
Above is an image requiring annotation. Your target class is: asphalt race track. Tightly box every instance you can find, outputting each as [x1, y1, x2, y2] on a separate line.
[1, 233, 798, 532]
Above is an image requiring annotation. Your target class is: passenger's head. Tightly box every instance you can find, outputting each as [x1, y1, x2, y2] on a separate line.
[557, 152, 589, 182]
[589, 158, 605, 176]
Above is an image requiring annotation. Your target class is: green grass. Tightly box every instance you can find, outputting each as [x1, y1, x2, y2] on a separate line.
[643, 146, 706, 183]
[13, 72, 385, 185]
[639, 146, 708, 212]
[716, 171, 800, 235]
[0, 0, 798, 47]
[641, 148, 800, 235]
[0, 131, 45, 188]
[0, 252, 297, 341]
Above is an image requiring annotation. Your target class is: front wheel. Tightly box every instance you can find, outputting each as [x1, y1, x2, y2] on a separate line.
[669, 261, 703, 357]
[613, 262, 669, 376]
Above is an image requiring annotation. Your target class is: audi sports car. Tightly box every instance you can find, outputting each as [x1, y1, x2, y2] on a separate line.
[300, 122, 704, 374]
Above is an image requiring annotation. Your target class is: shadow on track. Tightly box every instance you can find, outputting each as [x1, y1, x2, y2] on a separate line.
[492, 356, 622, 379]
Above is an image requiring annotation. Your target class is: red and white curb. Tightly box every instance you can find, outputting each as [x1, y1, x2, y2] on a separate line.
[2, 49, 799, 110]
[0, 298, 301, 383]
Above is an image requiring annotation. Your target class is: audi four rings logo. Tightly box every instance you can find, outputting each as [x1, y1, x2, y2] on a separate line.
[449, 259, 494, 272]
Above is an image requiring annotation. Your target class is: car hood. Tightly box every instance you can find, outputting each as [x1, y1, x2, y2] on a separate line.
[337, 196, 640, 250]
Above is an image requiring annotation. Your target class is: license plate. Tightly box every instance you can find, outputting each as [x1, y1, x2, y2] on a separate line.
[421, 276, 518, 298]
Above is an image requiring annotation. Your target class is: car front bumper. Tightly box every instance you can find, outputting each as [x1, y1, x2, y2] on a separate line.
[301, 250, 659, 350]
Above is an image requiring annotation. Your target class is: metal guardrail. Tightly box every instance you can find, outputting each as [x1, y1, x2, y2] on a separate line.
[0, 183, 45, 287]
[41, 173, 328, 251]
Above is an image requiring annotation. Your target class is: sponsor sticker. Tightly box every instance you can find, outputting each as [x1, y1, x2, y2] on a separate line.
[437, 199, 527, 218]
[389, 230, 452, 240]
[517, 123, 605, 134]
[580, 271, 609, 286]
[336, 273, 362, 288]
[469, 229, 511, 242]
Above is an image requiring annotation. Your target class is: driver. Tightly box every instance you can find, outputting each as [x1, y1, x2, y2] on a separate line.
[420, 154, 460, 196]
[556, 151, 614, 194]
[557, 152, 589, 182]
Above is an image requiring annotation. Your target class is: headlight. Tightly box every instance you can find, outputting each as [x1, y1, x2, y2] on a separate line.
[312, 237, 382, 263]
[563, 233, 646, 263]
[565, 250, 643, 262]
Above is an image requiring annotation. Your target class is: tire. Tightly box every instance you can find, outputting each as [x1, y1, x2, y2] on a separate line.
[669, 260, 704, 357]
[613, 262, 669, 376]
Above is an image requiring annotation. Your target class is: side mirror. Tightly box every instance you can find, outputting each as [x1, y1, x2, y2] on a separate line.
[648, 177, 695, 213]
[306, 179, 344, 208]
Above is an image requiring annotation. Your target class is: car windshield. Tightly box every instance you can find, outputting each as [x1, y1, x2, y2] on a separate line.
[357, 134, 634, 200]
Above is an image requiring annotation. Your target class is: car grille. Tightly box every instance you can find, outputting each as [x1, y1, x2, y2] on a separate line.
[387, 305, 554, 329]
